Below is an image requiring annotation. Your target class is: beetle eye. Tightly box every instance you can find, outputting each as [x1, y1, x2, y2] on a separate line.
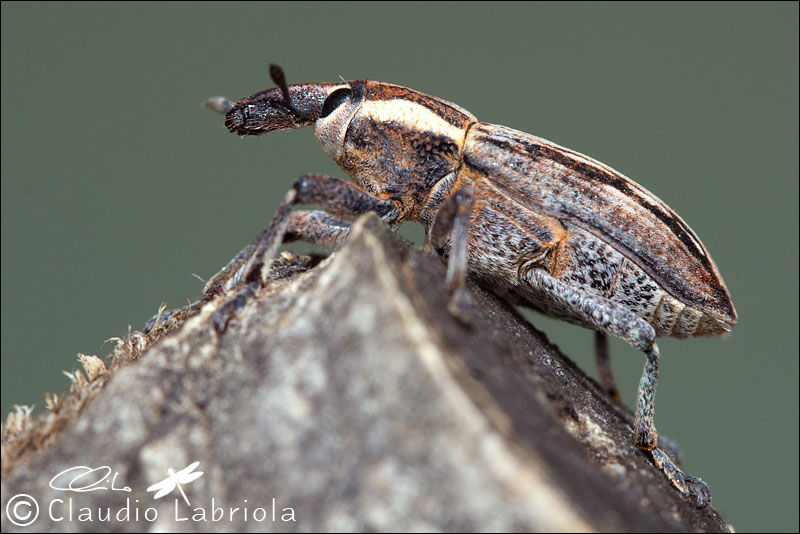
[320, 88, 352, 118]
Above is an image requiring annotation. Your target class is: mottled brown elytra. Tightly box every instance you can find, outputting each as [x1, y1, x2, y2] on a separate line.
[154, 65, 736, 508]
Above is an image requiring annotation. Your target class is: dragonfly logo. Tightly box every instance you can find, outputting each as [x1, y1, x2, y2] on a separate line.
[146, 461, 204, 506]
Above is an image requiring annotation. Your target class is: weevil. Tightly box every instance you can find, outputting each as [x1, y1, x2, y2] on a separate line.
[158, 65, 736, 507]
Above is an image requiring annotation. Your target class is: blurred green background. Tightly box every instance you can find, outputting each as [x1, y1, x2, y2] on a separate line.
[2, 2, 797, 531]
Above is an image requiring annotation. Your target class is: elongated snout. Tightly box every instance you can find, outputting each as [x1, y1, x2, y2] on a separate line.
[222, 83, 342, 136]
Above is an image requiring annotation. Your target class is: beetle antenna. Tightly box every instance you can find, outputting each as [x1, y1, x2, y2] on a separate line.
[269, 64, 300, 116]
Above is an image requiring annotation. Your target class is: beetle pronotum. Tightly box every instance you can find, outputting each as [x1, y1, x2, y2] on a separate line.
[168, 65, 737, 507]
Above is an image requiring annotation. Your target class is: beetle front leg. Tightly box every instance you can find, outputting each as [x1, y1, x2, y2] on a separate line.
[207, 211, 356, 333]
[283, 210, 352, 245]
[146, 208, 354, 333]
[202, 188, 298, 298]
[206, 174, 398, 332]
[204, 174, 398, 297]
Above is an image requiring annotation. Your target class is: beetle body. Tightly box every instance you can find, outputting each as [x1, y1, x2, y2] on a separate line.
[197, 68, 736, 506]
[222, 78, 736, 338]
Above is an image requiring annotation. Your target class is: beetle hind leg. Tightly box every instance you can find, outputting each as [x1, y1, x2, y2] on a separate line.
[594, 331, 622, 404]
[634, 343, 659, 450]
[523, 269, 660, 448]
[651, 447, 711, 508]
[520, 269, 713, 504]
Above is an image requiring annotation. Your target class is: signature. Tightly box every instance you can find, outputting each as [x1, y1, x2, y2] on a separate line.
[49, 466, 131, 493]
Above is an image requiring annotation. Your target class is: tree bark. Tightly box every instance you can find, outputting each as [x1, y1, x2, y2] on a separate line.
[1, 214, 729, 532]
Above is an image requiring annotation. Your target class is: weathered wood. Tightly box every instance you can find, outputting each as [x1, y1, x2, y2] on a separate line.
[1, 214, 729, 532]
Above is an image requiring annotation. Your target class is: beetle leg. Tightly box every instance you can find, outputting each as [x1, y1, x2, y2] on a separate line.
[594, 331, 622, 403]
[524, 269, 659, 449]
[428, 187, 460, 253]
[429, 185, 476, 319]
[651, 447, 711, 508]
[210, 281, 260, 333]
[523, 269, 710, 502]
[201, 188, 297, 298]
[208, 211, 357, 333]
[144, 298, 209, 334]
[148, 176, 397, 334]
[203, 174, 398, 333]
[282, 210, 352, 245]
[204, 174, 398, 297]
[145, 209, 351, 333]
